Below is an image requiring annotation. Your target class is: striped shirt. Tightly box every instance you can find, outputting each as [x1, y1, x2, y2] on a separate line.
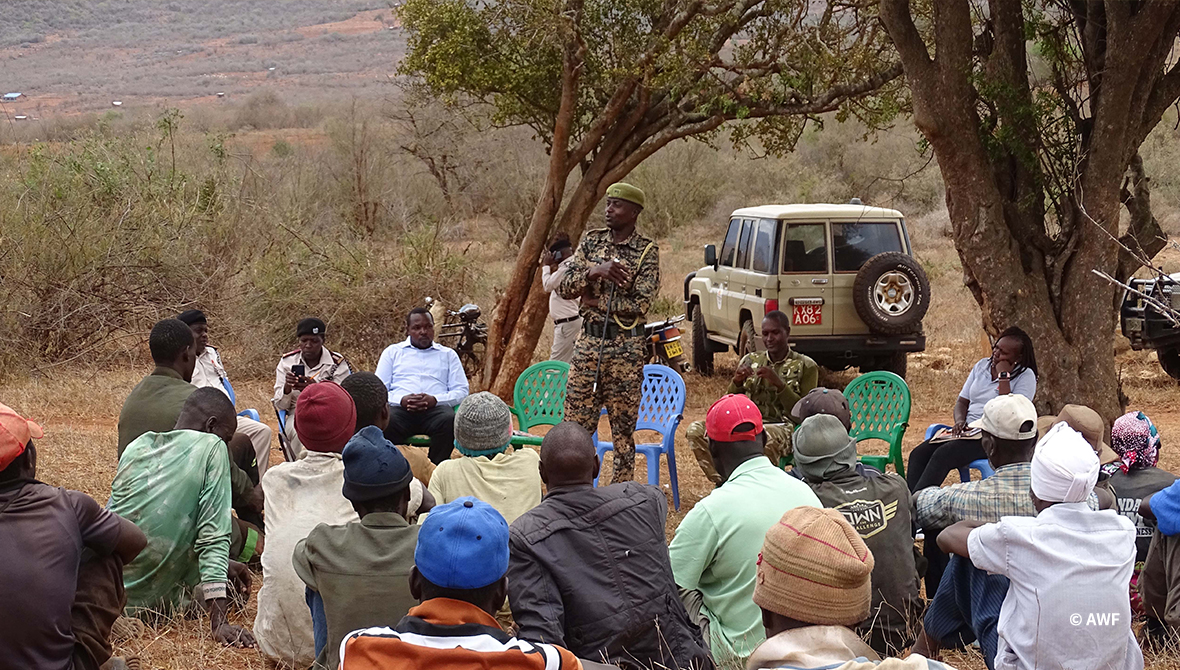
[916, 462, 1097, 531]
[340, 598, 583, 670]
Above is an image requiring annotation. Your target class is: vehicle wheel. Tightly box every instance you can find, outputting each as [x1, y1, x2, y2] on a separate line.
[853, 252, 931, 335]
[1159, 348, 1180, 380]
[862, 351, 908, 379]
[737, 319, 757, 359]
[691, 303, 714, 376]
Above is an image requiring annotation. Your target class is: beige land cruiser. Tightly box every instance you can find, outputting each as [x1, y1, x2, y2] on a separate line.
[683, 200, 929, 377]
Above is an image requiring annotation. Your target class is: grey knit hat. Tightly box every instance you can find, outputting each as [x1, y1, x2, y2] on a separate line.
[454, 392, 513, 457]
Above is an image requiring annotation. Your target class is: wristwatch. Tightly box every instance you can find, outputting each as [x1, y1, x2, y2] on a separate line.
[997, 371, 1011, 380]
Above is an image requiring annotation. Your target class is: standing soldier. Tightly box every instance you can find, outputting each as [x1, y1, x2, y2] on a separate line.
[559, 183, 660, 484]
[273, 318, 353, 458]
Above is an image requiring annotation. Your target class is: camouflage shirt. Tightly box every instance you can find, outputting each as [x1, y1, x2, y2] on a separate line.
[558, 227, 660, 326]
[727, 349, 819, 424]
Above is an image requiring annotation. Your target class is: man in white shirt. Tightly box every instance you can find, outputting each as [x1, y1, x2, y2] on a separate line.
[374, 307, 470, 464]
[540, 234, 582, 363]
[179, 309, 275, 480]
[272, 318, 353, 458]
[935, 423, 1142, 670]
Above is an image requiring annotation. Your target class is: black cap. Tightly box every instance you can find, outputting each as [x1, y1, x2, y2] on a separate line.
[177, 309, 207, 326]
[297, 318, 327, 337]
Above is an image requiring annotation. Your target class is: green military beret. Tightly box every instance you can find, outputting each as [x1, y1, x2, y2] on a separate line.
[605, 182, 645, 209]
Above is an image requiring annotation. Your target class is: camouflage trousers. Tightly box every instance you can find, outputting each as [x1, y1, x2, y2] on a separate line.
[564, 332, 646, 484]
[686, 420, 792, 485]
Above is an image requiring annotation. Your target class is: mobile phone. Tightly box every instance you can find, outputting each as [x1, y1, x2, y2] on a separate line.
[291, 364, 305, 377]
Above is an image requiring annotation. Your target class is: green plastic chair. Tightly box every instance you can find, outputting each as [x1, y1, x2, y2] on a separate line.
[844, 371, 911, 477]
[510, 361, 570, 443]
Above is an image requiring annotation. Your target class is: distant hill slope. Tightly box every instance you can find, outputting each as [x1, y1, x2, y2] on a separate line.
[0, 0, 400, 113]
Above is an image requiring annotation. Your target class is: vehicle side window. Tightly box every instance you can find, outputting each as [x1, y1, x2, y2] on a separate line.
[719, 218, 741, 267]
[832, 222, 903, 272]
[782, 223, 828, 273]
[735, 218, 754, 269]
[750, 218, 779, 273]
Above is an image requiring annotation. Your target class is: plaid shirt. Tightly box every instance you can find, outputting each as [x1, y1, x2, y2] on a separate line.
[916, 462, 1098, 531]
[916, 463, 1036, 531]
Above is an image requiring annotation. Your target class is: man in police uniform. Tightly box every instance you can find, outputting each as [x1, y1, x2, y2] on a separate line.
[273, 318, 353, 458]
[178, 309, 276, 479]
[558, 183, 660, 484]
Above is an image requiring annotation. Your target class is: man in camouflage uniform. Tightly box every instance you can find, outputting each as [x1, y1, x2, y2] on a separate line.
[686, 310, 819, 484]
[559, 183, 660, 484]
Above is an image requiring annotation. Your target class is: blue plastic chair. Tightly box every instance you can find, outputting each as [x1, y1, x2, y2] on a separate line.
[924, 423, 994, 481]
[592, 365, 685, 510]
[221, 378, 261, 422]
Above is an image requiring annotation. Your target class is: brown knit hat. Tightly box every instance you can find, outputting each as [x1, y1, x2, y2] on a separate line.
[753, 506, 874, 626]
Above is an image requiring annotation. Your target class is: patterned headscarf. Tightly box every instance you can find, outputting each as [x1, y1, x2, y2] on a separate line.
[1110, 411, 1161, 473]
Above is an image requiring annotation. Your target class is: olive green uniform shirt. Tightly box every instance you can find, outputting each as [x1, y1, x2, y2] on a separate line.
[727, 349, 819, 424]
[293, 512, 420, 670]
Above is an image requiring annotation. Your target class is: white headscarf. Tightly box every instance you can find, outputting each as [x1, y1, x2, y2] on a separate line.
[1032, 422, 1100, 503]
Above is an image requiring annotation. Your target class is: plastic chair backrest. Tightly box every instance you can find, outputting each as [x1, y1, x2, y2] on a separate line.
[636, 364, 687, 434]
[845, 371, 911, 442]
[512, 361, 570, 433]
[220, 377, 237, 407]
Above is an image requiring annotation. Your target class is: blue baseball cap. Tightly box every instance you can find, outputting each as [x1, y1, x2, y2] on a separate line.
[415, 497, 509, 590]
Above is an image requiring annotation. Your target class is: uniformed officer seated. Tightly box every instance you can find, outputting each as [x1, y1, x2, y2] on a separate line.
[273, 318, 353, 458]
[374, 308, 470, 464]
[178, 309, 276, 481]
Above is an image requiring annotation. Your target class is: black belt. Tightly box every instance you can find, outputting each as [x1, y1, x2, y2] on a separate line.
[584, 321, 644, 339]
[554, 316, 580, 326]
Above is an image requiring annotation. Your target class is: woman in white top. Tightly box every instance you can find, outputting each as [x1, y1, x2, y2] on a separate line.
[906, 327, 1038, 492]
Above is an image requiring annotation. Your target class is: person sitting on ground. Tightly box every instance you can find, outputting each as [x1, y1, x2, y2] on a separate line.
[110, 388, 257, 648]
[375, 307, 470, 464]
[273, 318, 353, 457]
[790, 386, 883, 479]
[339, 497, 587, 670]
[541, 232, 583, 364]
[907, 327, 1037, 492]
[669, 394, 822, 667]
[428, 391, 540, 524]
[0, 403, 148, 670]
[341, 371, 436, 485]
[932, 423, 1141, 670]
[1104, 411, 1177, 616]
[792, 413, 922, 657]
[685, 310, 817, 484]
[747, 506, 953, 670]
[507, 422, 713, 669]
[117, 318, 198, 457]
[294, 425, 420, 670]
[179, 309, 275, 481]
[1131, 461, 1180, 648]
[1037, 404, 1119, 509]
[254, 383, 360, 667]
[913, 395, 1095, 669]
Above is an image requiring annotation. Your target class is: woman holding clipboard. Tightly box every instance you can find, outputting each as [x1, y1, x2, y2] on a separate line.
[906, 327, 1038, 492]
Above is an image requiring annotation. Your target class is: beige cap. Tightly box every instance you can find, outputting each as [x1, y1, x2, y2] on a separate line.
[1038, 405, 1117, 463]
[969, 394, 1037, 440]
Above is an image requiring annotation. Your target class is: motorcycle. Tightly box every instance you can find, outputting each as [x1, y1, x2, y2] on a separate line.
[646, 315, 691, 374]
[426, 297, 487, 377]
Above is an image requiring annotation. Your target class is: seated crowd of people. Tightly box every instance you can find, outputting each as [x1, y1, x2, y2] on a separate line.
[2, 309, 1178, 670]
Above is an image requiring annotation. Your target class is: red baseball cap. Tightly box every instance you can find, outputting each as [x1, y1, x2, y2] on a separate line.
[0, 403, 44, 471]
[706, 394, 764, 442]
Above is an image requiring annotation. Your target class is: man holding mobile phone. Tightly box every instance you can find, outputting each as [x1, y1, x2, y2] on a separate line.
[273, 318, 353, 457]
[540, 233, 582, 363]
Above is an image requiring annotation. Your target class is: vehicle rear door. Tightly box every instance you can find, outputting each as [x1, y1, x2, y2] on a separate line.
[705, 217, 743, 340]
[779, 221, 833, 336]
[829, 219, 905, 333]
[740, 218, 781, 348]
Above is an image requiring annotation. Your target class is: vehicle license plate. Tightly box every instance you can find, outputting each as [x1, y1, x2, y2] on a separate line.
[792, 304, 822, 326]
[664, 340, 684, 358]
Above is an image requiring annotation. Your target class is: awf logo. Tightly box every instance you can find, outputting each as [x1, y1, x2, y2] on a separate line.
[1070, 612, 1121, 626]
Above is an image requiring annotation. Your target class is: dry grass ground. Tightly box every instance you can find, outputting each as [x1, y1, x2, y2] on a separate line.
[6, 215, 1180, 669]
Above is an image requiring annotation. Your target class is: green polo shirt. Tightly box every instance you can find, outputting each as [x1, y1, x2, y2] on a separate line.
[669, 457, 822, 666]
[293, 512, 420, 670]
[117, 367, 195, 457]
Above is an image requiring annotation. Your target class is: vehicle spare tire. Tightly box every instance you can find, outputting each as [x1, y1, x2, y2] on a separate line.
[852, 252, 930, 335]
